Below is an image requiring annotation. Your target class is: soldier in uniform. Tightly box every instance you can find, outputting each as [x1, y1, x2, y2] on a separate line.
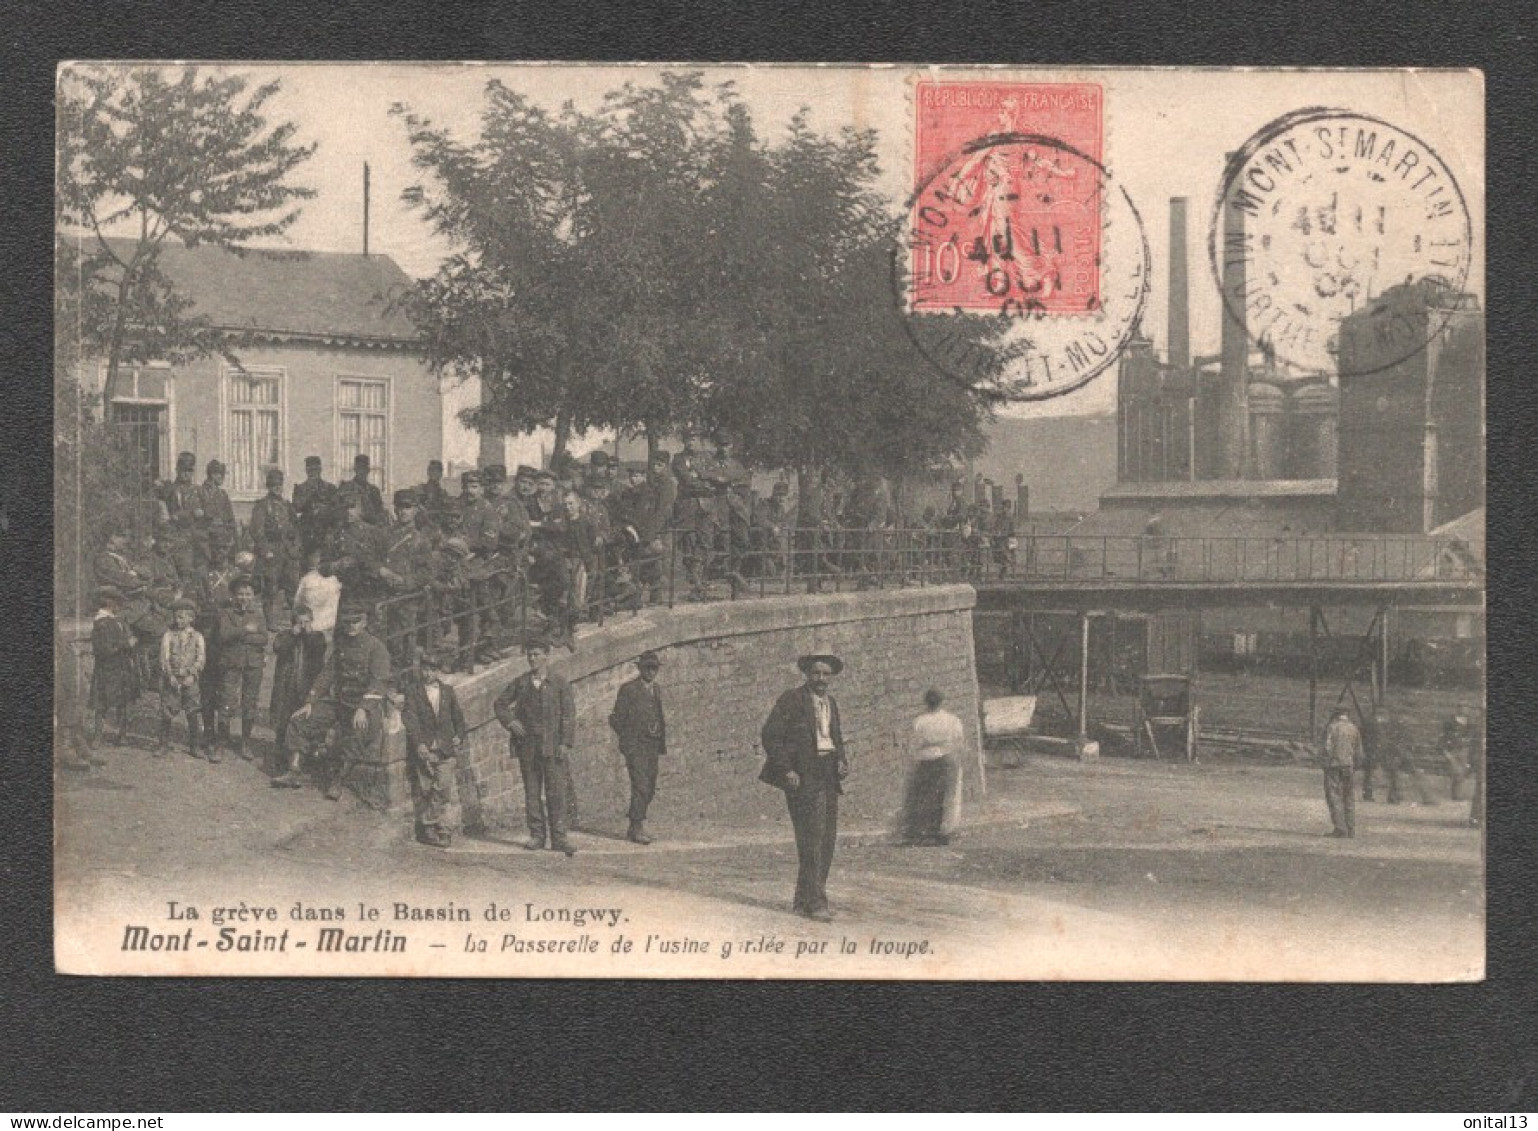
[284, 603, 391, 799]
[486, 463, 533, 629]
[159, 451, 204, 577]
[215, 576, 270, 763]
[293, 455, 339, 556]
[527, 470, 572, 631]
[459, 469, 505, 658]
[349, 453, 389, 526]
[197, 460, 237, 567]
[426, 535, 473, 670]
[323, 483, 392, 628]
[249, 468, 301, 628]
[673, 440, 718, 599]
[417, 459, 452, 535]
[381, 488, 433, 670]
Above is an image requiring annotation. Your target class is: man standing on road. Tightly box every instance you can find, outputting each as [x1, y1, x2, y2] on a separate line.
[609, 651, 667, 845]
[1321, 706, 1361, 838]
[493, 638, 578, 856]
[760, 653, 849, 922]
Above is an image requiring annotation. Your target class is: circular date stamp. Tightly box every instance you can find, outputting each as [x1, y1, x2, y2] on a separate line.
[1208, 108, 1473, 377]
[895, 131, 1150, 403]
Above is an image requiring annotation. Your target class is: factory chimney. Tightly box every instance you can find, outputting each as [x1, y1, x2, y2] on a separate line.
[1167, 198, 1190, 372]
[1216, 166, 1251, 479]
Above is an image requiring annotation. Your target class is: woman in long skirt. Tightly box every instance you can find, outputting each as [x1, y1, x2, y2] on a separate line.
[900, 688, 965, 846]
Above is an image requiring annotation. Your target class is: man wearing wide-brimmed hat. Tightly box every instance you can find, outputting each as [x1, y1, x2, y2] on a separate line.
[760, 653, 850, 921]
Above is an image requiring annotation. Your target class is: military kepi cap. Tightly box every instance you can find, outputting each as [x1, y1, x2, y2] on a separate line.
[94, 585, 124, 604]
[514, 464, 539, 480]
[460, 469, 482, 485]
[338, 603, 369, 623]
[206, 459, 226, 475]
[637, 651, 662, 669]
[305, 455, 323, 468]
[176, 451, 197, 471]
[394, 488, 420, 509]
[265, 468, 285, 486]
[797, 653, 844, 676]
[354, 453, 371, 468]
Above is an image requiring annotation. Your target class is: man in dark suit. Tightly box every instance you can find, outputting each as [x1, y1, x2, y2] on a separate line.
[493, 638, 578, 856]
[400, 652, 468, 848]
[760, 653, 850, 922]
[609, 651, 667, 845]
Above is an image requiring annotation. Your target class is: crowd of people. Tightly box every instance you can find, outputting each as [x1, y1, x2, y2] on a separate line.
[71, 436, 1026, 812]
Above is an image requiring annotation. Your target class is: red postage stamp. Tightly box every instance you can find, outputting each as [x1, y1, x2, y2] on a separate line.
[910, 81, 1104, 314]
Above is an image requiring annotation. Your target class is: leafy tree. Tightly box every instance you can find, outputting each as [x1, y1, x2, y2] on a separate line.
[396, 73, 743, 463]
[56, 64, 317, 397]
[54, 64, 315, 615]
[396, 71, 997, 483]
[707, 113, 995, 505]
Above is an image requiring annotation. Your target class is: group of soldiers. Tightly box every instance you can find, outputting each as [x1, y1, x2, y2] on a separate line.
[84, 437, 1029, 765]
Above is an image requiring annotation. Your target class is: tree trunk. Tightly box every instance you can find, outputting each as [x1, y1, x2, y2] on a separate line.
[551, 408, 572, 468]
[644, 421, 661, 466]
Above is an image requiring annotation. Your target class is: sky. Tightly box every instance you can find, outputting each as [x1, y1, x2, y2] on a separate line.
[70, 63, 1484, 420]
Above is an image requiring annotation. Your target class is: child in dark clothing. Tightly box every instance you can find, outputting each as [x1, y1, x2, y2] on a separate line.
[88, 586, 140, 746]
[270, 604, 330, 786]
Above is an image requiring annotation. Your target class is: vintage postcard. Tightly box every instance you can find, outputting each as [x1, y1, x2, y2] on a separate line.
[54, 63, 1485, 979]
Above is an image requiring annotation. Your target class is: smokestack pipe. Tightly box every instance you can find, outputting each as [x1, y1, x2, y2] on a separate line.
[1168, 198, 1190, 372]
[363, 162, 371, 257]
[1217, 162, 1251, 480]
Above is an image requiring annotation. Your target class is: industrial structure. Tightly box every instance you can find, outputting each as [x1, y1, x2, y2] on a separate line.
[978, 188, 1485, 751]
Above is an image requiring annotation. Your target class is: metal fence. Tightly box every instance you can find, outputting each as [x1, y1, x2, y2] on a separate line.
[370, 527, 1482, 681]
[995, 534, 1480, 585]
[373, 525, 995, 681]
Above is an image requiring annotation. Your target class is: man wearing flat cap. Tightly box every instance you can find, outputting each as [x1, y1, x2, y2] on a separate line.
[349, 453, 388, 527]
[249, 468, 300, 628]
[760, 653, 850, 921]
[609, 651, 667, 844]
[494, 638, 578, 856]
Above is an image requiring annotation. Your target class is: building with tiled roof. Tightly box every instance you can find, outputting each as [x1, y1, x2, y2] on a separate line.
[76, 240, 447, 515]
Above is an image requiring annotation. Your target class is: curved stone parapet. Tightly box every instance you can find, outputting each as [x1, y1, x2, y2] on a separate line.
[442, 584, 983, 838]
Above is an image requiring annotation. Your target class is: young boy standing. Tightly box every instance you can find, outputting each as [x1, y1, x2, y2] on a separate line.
[158, 598, 206, 758]
[215, 577, 270, 764]
[401, 653, 468, 847]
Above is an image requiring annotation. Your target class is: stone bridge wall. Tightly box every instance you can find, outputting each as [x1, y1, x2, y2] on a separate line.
[442, 585, 982, 838]
[59, 585, 983, 838]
